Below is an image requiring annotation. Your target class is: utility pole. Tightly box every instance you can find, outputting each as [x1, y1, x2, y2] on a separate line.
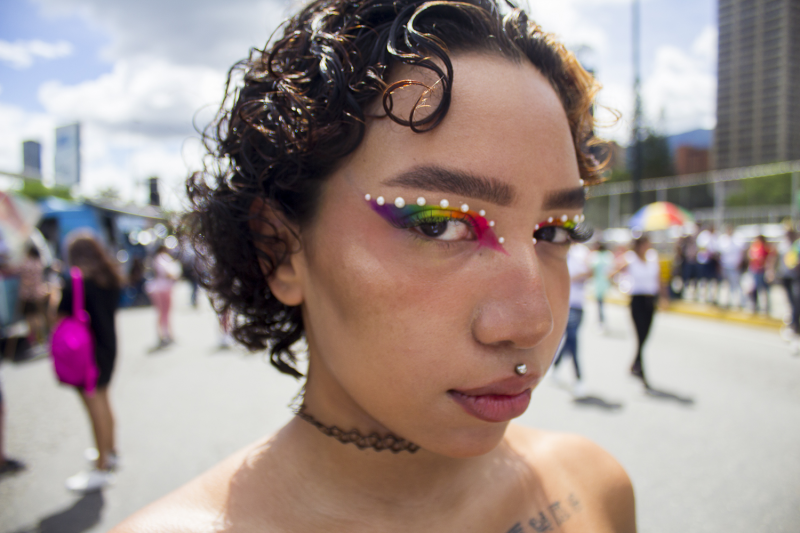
[631, 0, 643, 213]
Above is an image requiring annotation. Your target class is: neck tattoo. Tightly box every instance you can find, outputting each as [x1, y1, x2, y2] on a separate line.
[294, 404, 421, 454]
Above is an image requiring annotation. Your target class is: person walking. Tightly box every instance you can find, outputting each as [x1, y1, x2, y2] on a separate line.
[590, 241, 614, 332]
[747, 235, 774, 314]
[58, 235, 122, 492]
[611, 236, 662, 388]
[552, 243, 591, 398]
[145, 245, 180, 348]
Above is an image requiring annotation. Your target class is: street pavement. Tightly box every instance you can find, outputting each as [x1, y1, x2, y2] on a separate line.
[1, 283, 798, 533]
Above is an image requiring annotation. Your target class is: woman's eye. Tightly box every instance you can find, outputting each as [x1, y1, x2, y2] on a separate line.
[534, 225, 572, 245]
[412, 219, 474, 241]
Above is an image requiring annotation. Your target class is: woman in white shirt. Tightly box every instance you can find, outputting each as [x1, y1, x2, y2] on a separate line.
[612, 236, 662, 388]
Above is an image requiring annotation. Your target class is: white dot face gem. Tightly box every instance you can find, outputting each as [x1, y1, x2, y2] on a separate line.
[461, 204, 469, 213]
[580, 179, 585, 186]
[394, 197, 405, 208]
[417, 197, 426, 206]
[581, 214, 585, 222]
[376, 196, 385, 206]
[561, 215, 568, 222]
[498, 237, 505, 244]
[440, 199, 449, 208]
[489, 221, 495, 227]
[515, 364, 527, 376]
[365, 194, 371, 201]
[548, 217, 554, 223]
[479, 210, 486, 217]
[574, 215, 580, 223]
[532, 238, 538, 244]
[535, 224, 540, 230]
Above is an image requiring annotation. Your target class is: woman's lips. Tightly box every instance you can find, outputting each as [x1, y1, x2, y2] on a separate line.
[448, 388, 532, 423]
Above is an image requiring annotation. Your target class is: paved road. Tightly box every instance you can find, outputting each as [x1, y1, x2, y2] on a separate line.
[1, 283, 798, 533]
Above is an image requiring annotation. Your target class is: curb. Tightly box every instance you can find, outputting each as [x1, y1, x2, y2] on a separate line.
[606, 296, 784, 330]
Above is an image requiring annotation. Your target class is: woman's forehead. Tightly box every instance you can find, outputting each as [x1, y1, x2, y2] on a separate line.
[344, 54, 579, 205]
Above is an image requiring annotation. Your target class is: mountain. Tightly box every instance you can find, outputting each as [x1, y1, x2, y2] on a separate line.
[666, 129, 713, 157]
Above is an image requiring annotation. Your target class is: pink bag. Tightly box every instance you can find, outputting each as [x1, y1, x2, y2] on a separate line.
[51, 267, 98, 395]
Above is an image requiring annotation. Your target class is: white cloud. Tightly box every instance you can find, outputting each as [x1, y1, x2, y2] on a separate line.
[34, 0, 289, 68]
[39, 57, 225, 137]
[642, 25, 717, 134]
[0, 39, 73, 69]
[76, 126, 198, 207]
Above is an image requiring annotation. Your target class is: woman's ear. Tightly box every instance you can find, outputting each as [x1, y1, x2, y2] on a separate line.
[249, 198, 305, 307]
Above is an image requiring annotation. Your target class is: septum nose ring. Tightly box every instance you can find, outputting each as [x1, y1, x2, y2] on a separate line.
[515, 364, 527, 376]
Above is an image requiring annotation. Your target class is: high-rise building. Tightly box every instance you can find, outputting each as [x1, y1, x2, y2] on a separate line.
[55, 123, 81, 186]
[22, 140, 42, 178]
[714, 0, 800, 170]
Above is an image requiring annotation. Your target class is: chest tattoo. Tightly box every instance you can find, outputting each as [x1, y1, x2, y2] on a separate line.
[504, 493, 582, 532]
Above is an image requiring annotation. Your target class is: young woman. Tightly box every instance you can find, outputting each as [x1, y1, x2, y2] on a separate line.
[611, 236, 662, 388]
[146, 245, 181, 347]
[115, 0, 635, 530]
[58, 234, 122, 491]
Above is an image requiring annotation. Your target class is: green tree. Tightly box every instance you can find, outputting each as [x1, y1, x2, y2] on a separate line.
[725, 174, 791, 207]
[639, 131, 673, 179]
[92, 186, 122, 204]
[18, 178, 73, 201]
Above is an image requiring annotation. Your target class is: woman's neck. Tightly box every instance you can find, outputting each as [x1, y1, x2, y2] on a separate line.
[275, 372, 502, 517]
[274, 416, 494, 521]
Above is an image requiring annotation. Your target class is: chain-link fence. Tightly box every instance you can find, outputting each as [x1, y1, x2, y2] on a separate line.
[585, 160, 800, 229]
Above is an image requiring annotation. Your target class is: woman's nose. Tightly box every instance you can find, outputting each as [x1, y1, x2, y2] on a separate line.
[470, 244, 555, 349]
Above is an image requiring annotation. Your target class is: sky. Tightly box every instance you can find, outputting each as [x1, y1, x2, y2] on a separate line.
[0, 0, 717, 208]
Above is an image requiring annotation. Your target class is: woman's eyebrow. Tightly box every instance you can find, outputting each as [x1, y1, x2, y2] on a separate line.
[542, 187, 585, 210]
[381, 165, 515, 207]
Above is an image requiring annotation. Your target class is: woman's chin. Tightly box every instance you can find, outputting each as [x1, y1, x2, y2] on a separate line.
[419, 423, 510, 459]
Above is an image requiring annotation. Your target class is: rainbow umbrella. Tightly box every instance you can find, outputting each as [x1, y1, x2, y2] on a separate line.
[628, 202, 693, 231]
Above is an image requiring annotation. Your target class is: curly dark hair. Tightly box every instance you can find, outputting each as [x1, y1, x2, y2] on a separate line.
[186, 0, 607, 378]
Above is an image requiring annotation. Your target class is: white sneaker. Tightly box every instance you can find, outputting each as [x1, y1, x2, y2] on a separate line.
[84, 448, 120, 470]
[65, 468, 115, 492]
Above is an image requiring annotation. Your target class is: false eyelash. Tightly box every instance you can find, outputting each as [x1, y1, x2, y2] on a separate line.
[391, 212, 471, 229]
[533, 220, 594, 245]
[568, 223, 594, 243]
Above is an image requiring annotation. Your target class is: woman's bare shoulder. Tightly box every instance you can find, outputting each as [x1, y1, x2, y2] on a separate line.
[505, 424, 636, 532]
[109, 440, 267, 533]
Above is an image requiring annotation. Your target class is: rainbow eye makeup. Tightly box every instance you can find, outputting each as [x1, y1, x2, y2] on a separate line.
[364, 194, 507, 253]
[533, 214, 592, 245]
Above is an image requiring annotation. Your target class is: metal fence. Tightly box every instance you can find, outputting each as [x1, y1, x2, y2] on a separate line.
[585, 159, 800, 229]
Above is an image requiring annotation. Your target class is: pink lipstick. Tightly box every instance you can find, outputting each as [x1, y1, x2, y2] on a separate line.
[448, 387, 533, 423]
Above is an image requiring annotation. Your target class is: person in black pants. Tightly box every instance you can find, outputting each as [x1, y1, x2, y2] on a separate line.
[629, 294, 657, 384]
[611, 236, 662, 388]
